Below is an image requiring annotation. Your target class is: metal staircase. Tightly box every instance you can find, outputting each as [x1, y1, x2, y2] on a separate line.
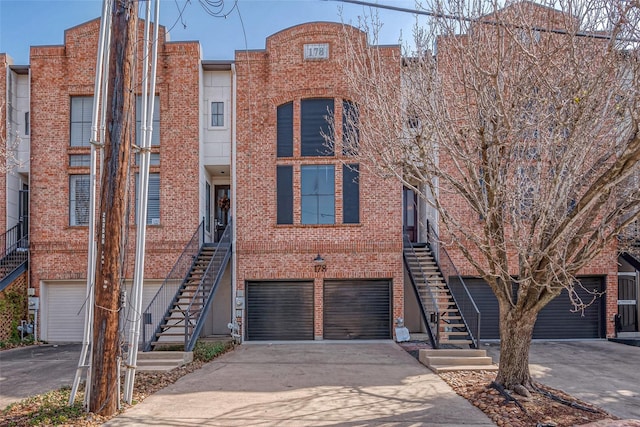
[0, 223, 29, 292]
[404, 229, 480, 348]
[143, 220, 232, 351]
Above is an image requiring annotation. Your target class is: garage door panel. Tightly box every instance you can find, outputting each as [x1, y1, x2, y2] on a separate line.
[465, 278, 501, 340]
[466, 277, 605, 340]
[533, 278, 604, 339]
[324, 280, 391, 340]
[246, 281, 314, 341]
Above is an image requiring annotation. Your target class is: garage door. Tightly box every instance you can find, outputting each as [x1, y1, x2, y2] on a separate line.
[324, 280, 391, 340]
[43, 282, 87, 342]
[465, 277, 605, 340]
[246, 281, 314, 340]
[43, 281, 162, 343]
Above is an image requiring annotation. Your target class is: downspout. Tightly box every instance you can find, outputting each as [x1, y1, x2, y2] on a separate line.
[230, 62, 240, 342]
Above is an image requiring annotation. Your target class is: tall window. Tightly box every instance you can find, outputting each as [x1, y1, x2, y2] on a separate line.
[276, 166, 293, 224]
[211, 101, 224, 127]
[343, 164, 360, 224]
[301, 98, 334, 156]
[69, 175, 90, 226]
[301, 165, 335, 224]
[70, 96, 93, 147]
[342, 100, 359, 155]
[136, 173, 160, 225]
[136, 95, 160, 147]
[277, 102, 293, 157]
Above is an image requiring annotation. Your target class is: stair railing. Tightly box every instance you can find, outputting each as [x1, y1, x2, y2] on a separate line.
[184, 219, 232, 351]
[427, 223, 481, 348]
[0, 223, 29, 285]
[142, 220, 206, 351]
[403, 233, 439, 348]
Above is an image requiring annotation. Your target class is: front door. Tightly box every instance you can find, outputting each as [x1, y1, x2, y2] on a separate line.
[215, 185, 230, 241]
[403, 187, 418, 242]
[618, 273, 639, 332]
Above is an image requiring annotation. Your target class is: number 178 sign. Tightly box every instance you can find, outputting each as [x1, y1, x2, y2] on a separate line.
[304, 43, 329, 60]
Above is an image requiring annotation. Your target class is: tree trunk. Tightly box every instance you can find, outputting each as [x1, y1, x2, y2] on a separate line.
[89, 0, 137, 416]
[495, 305, 537, 390]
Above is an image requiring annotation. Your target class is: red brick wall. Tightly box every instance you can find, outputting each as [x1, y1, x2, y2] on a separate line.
[28, 19, 201, 296]
[234, 23, 403, 339]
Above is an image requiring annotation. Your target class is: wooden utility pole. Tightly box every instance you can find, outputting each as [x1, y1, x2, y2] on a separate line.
[90, 0, 137, 416]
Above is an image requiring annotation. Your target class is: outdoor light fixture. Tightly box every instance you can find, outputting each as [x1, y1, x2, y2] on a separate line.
[313, 254, 327, 272]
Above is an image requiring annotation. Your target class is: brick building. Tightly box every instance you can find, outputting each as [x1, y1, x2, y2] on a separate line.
[234, 23, 403, 340]
[1, 7, 637, 346]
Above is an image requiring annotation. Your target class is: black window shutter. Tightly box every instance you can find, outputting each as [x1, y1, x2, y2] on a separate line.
[342, 100, 359, 155]
[277, 102, 293, 157]
[343, 164, 359, 224]
[301, 98, 334, 157]
[277, 165, 293, 224]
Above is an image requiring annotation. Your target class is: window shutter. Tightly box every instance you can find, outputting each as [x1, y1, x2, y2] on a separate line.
[301, 98, 334, 156]
[343, 164, 360, 223]
[276, 166, 293, 224]
[342, 100, 359, 155]
[277, 102, 293, 157]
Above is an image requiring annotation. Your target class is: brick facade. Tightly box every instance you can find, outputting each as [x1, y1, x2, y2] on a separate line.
[28, 19, 201, 296]
[234, 23, 404, 339]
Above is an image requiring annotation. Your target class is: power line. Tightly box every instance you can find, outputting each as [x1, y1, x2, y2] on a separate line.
[329, 0, 640, 43]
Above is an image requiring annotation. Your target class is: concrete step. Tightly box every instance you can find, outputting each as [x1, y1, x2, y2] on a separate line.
[126, 350, 193, 372]
[419, 349, 497, 373]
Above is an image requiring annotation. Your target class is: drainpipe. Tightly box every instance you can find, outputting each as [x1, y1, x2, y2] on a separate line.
[230, 62, 241, 343]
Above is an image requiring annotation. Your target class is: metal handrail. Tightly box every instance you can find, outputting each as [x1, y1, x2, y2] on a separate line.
[142, 220, 206, 351]
[184, 219, 232, 351]
[1, 223, 28, 259]
[403, 234, 439, 348]
[427, 223, 481, 348]
[0, 223, 29, 284]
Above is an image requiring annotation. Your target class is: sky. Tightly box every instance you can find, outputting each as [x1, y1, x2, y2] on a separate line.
[0, 0, 419, 65]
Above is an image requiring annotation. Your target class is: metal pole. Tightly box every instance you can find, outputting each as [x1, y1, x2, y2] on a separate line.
[124, 0, 160, 404]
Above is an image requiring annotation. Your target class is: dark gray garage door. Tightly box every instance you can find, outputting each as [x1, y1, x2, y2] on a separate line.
[465, 277, 605, 340]
[324, 280, 391, 340]
[246, 281, 314, 340]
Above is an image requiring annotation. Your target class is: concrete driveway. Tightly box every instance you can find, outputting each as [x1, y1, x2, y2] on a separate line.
[0, 344, 81, 409]
[106, 342, 495, 426]
[484, 340, 640, 420]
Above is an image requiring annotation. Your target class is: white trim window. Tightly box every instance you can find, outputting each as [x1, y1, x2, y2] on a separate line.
[210, 101, 225, 128]
[69, 175, 90, 226]
[70, 96, 93, 147]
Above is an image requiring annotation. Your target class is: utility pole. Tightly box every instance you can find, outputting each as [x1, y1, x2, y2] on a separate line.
[90, 0, 137, 416]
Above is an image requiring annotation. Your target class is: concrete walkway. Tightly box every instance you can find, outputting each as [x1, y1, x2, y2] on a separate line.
[106, 342, 495, 426]
[484, 340, 640, 420]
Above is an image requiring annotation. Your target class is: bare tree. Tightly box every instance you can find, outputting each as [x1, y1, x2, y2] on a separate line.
[338, 0, 640, 390]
